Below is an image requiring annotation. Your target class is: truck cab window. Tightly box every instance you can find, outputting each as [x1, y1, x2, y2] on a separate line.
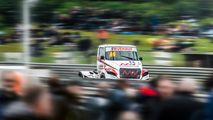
[98, 47, 105, 58]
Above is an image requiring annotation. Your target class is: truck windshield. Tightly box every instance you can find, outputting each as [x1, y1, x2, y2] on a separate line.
[105, 51, 139, 60]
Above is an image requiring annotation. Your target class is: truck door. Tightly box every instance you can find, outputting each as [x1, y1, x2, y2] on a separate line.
[97, 47, 105, 73]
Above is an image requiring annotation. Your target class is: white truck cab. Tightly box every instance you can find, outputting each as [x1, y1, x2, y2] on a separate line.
[96, 44, 149, 80]
[79, 44, 149, 80]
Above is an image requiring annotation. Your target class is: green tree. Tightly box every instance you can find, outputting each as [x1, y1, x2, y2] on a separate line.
[0, 0, 21, 25]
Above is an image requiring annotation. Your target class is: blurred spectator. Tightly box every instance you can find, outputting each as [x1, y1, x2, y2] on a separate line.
[48, 78, 84, 120]
[136, 75, 174, 120]
[61, 32, 71, 44]
[47, 75, 70, 120]
[153, 77, 203, 120]
[47, 75, 64, 95]
[31, 41, 44, 57]
[204, 74, 213, 120]
[44, 28, 58, 37]
[96, 29, 109, 44]
[49, 35, 62, 46]
[0, 36, 6, 44]
[71, 32, 81, 39]
[77, 37, 92, 51]
[63, 81, 83, 120]
[117, 111, 141, 120]
[86, 82, 110, 120]
[137, 86, 158, 120]
[3, 85, 52, 120]
[1, 71, 211, 120]
[154, 75, 175, 100]
[12, 71, 26, 95]
[0, 71, 21, 119]
[106, 80, 137, 120]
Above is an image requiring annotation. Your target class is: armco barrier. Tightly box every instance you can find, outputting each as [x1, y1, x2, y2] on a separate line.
[0, 62, 212, 80]
[29, 63, 213, 80]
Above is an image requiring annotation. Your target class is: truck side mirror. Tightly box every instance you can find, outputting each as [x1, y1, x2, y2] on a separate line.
[100, 56, 105, 60]
[139, 57, 143, 61]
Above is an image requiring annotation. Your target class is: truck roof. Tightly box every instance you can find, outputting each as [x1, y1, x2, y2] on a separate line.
[98, 44, 136, 48]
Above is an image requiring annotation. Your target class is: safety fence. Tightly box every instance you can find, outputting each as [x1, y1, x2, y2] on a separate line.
[28, 63, 213, 80]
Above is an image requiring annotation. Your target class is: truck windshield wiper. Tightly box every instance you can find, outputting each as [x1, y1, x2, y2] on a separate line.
[121, 55, 134, 60]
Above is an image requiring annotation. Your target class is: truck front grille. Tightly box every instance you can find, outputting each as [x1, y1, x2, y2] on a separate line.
[120, 68, 141, 79]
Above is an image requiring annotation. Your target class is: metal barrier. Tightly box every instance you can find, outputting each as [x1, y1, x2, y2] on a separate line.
[0, 62, 212, 80]
[28, 63, 213, 80]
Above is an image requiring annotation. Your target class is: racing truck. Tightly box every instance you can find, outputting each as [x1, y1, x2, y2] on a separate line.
[79, 44, 149, 80]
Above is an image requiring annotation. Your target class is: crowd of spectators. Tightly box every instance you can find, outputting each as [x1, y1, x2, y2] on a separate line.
[0, 71, 213, 120]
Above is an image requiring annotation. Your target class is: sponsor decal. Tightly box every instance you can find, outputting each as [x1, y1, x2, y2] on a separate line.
[120, 61, 137, 67]
[106, 47, 137, 51]
[112, 47, 132, 51]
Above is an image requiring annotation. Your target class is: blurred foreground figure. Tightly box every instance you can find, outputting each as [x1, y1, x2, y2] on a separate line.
[0, 71, 25, 95]
[117, 111, 140, 120]
[64, 81, 83, 120]
[47, 75, 64, 95]
[47, 75, 67, 120]
[3, 85, 52, 120]
[153, 78, 203, 120]
[204, 74, 213, 120]
[0, 71, 22, 119]
[106, 80, 138, 120]
[137, 75, 174, 120]
[155, 75, 175, 100]
[86, 82, 110, 120]
[11, 71, 26, 95]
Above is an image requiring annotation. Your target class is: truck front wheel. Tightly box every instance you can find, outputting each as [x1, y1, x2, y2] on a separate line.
[100, 74, 105, 79]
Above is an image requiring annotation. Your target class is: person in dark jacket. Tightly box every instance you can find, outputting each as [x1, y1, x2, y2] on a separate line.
[86, 82, 110, 120]
[137, 75, 175, 120]
[47, 75, 68, 120]
[63, 81, 83, 120]
[153, 78, 203, 120]
[106, 80, 137, 120]
[3, 85, 52, 120]
[137, 86, 158, 120]
[204, 74, 213, 120]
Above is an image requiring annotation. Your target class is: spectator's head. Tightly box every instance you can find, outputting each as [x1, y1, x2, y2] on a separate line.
[117, 111, 140, 120]
[177, 78, 198, 94]
[65, 80, 82, 96]
[97, 82, 110, 96]
[1, 71, 15, 92]
[149, 75, 168, 88]
[116, 79, 129, 90]
[22, 85, 52, 117]
[47, 75, 60, 87]
[152, 75, 175, 99]
[1, 71, 25, 94]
